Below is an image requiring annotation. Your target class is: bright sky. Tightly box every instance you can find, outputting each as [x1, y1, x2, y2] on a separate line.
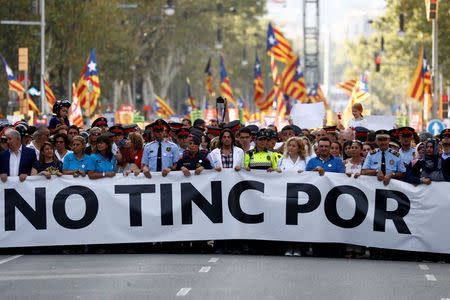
[265, 0, 386, 43]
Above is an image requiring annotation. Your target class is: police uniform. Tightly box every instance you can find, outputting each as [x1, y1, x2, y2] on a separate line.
[399, 147, 415, 166]
[362, 148, 406, 174]
[244, 129, 279, 169]
[142, 119, 179, 171]
[142, 138, 179, 171]
[176, 149, 212, 170]
[440, 129, 450, 160]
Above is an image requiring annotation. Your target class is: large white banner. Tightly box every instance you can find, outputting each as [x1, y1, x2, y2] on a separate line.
[0, 170, 449, 253]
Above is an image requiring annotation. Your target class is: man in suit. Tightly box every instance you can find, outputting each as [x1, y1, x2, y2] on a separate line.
[0, 129, 37, 182]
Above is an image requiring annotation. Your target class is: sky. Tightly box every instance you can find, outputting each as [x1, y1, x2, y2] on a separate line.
[265, 0, 386, 44]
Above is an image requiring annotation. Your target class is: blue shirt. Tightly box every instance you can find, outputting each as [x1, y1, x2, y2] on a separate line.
[87, 153, 116, 173]
[306, 155, 344, 173]
[399, 147, 415, 166]
[442, 152, 450, 160]
[142, 139, 179, 171]
[63, 152, 90, 172]
[48, 116, 70, 129]
[362, 148, 406, 174]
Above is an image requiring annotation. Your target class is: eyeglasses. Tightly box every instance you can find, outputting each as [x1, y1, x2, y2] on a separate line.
[91, 132, 101, 136]
[418, 146, 425, 150]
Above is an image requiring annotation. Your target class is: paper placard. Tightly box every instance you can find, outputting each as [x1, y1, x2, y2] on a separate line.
[290, 102, 325, 129]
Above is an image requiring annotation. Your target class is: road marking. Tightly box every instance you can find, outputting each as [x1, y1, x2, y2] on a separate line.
[440, 298, 450, 300]
[0, 272, 181, 281]
[425, 274, 436, 281]
[0, 255, 23, 265]
[176, 288, 191, 296]
[418, 264, 429, 270]
[199, 266, 211, 273]
[208, 257, 219, 263]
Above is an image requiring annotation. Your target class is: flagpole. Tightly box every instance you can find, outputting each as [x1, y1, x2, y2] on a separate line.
[431, 18, 438, 119]
[40, 0, 46, 115]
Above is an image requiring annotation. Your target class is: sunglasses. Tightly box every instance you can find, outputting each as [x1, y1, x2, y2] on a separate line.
[91, 132, 101, 136]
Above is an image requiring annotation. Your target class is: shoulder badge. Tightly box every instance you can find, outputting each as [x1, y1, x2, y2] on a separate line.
[370, 149, 377, 155]
[389, 148, 400, 157]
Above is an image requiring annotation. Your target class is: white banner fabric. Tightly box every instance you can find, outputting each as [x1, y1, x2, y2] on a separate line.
[0, 170, 449, 253]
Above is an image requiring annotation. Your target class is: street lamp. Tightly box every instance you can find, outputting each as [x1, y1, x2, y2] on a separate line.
[398, 13, 406, 37]
[215, 28, 223, 49]
[164, 0, 175, 16]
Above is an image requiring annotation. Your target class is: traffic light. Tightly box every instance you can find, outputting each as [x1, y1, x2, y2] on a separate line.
[425, 0, 439, 21]
[442, 94, 448, 119]
[375, 58, 381, 72]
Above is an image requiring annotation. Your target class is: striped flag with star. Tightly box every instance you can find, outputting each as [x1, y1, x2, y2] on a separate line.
[307, 83, 329, 109]
[253, 53, 265, 108]
[2, 57, 25, 93]
[76, 47, 100, 115]
[408, 45, 432, 102]
[220, 56, 235, 105]
[26, 94, 40, 114]
[281, 54, 307, 102]
[238, 96, 250, 123]
[44, 77, 57, 111]
[186, 77, 197, 109]
[266, 23, 294, 64]
[205, 57, 213, 96]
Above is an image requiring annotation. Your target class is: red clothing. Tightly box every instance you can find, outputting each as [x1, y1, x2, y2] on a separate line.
[133, 149, 144, 169]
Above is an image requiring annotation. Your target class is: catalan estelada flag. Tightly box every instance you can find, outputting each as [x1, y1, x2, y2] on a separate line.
[257, 52, 279, 111]
[186, 78, 197, 109]
[281, 54, 307, 102]
[205, 57, 213, 96]
[336, 79, 357, 96]
[352, 74, 370, 104]
[44, 77, 57, 111]
[76, 47, 100, 115]
[154, 94, 174, 118]
[253, 54, 265, 108]
[2, 57, 25, 93]
[70, 83, 83, 127]
[408, 45, 432, 102]
[220, 56, 235, 105]
[266, 23, 294, 64]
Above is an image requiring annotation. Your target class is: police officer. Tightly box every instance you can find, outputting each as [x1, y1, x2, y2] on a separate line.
[244, 129, 279, 171]
[176, 128, 190, 159]
[91, 117, 109, 133]
[398, 127, 415, 166]
[172, 134, 212, 177]
[141, 119, 179, 177]
[362, 129, 406, 185]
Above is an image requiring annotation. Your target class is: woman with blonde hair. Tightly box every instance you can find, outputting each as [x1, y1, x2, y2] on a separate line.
[277, 137, 309, 173]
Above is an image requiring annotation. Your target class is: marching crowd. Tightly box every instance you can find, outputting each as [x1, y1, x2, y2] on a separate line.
[1, 99, 449, 258]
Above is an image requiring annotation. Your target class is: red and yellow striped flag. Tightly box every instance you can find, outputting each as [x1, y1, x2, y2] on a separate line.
[281, 54, 307, 102]
[220, 56, 235, 105]
[44, 77, 57, 111]
[70, 83, 83, 127]
[76, 48, 101, 115]
[336, 79, 357, 95]
[2, 57, 25, 93]
[253, 54, 265, 108]
[205, 57, 213, 97]
[266, 23, 294, 65]
[27, 94, 40, 114]
[408, 45, 432, 102]
[155, 94, 175, 118]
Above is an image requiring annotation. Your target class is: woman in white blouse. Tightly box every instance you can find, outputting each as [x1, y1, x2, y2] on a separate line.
[276, 137, 309, 173]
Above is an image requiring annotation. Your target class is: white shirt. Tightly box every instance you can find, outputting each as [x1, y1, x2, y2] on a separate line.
[277, 155, 308, 172]
[210, 146, 245, 168]
[347, 117, 369, 130]
[27, 141, 40, 160]
[55, 150, 73, 162]
[9, 145, 22, 176]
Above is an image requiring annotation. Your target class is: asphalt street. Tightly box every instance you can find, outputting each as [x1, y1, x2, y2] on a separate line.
[0, 253, 448, 300]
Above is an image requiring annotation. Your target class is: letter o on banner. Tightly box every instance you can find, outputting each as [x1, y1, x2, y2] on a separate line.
[324, 185, 368, 228]
[53, 186, 99, 229]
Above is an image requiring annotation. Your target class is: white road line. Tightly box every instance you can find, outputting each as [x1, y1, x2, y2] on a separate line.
[176, 288, 191, 296]
[440, 298, 450, 300]
[425, 274, 436, 281]
[208, 257, 219, 263]
[418, 264, 430, 270]
[199, 266, 211, 273]
[0, 255, 23, 265]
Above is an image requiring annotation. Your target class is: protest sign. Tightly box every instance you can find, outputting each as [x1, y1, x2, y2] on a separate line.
[290, 103, 326, 128]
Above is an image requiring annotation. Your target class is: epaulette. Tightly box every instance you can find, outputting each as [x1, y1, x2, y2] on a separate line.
[182, 150, 190, 158]
[199, 150, 209, 159]
[388, 148, 400, 157]
[370, 149, 378, 155]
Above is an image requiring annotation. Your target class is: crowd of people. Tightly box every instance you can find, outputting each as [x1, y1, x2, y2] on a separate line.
[1, 100, 449, 258]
